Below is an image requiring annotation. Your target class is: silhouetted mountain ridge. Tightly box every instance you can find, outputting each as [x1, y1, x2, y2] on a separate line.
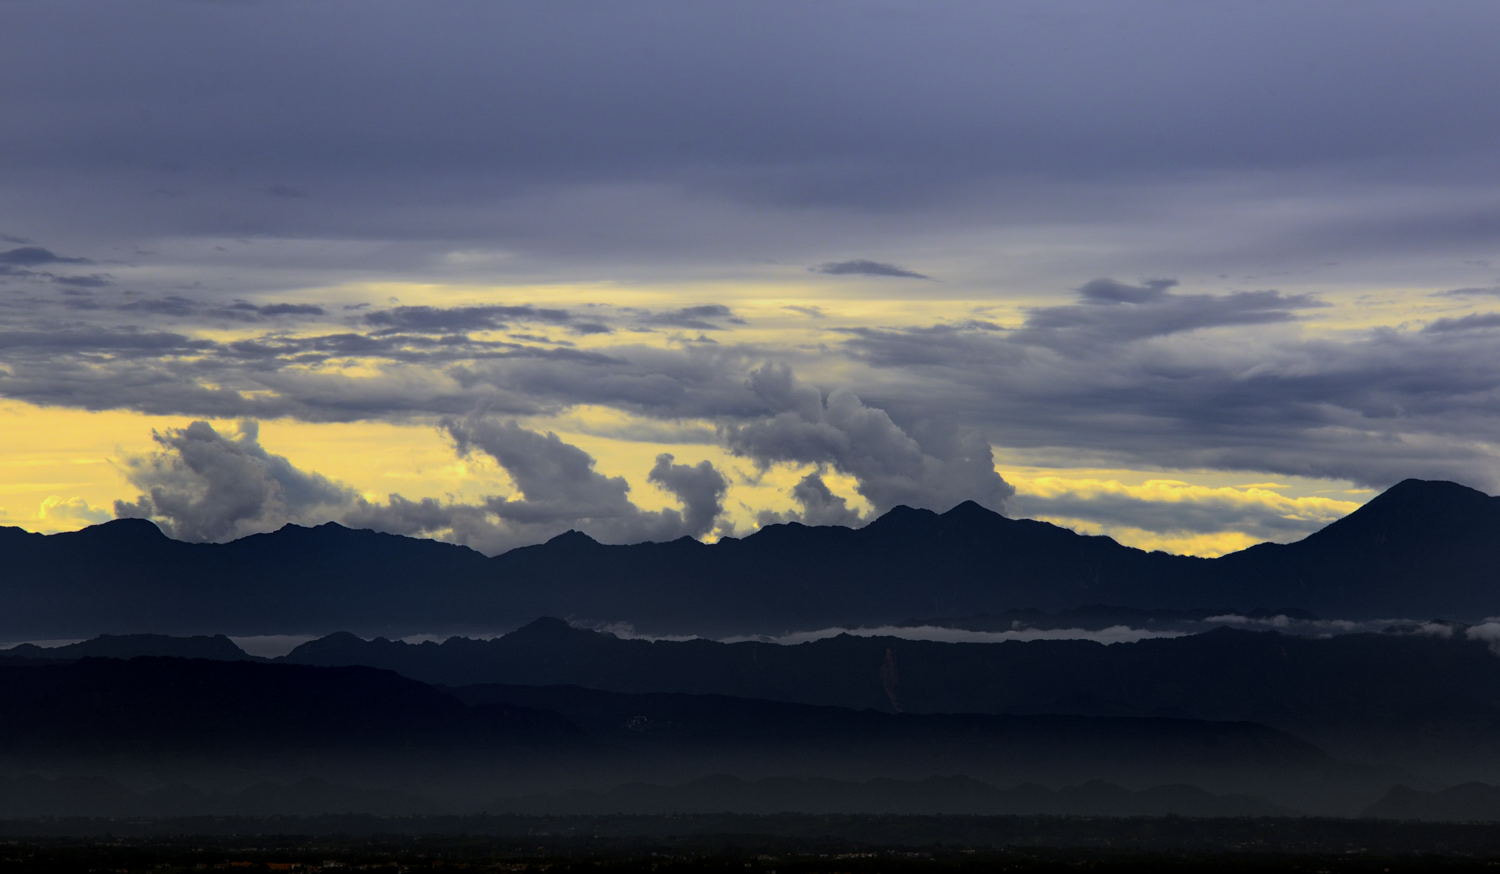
[3, 478, 1498, 636]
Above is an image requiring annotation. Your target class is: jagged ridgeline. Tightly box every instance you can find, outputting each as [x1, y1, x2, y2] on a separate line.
[0, 479, 1496, 637]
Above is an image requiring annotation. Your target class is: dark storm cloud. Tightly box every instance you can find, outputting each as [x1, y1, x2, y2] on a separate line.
[811, 260, 930, 280]
[8, 1, 1500, 280]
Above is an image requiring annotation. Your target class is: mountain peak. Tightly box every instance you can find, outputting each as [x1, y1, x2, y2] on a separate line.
[863, 504, 939, 532]
[69, 517, 168, 542]
[1320, 478, 1495, 537]
[544, 529, 600, 548]
[1373, 478, 1491, 506]
[505, 616, 595, 642]
[942, 499, 1003, 521]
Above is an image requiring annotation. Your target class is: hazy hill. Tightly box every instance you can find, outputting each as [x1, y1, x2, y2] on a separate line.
[2, 633, 252, 661]
[287, 619, 1500, 785]
[0, 654, 1345, 815]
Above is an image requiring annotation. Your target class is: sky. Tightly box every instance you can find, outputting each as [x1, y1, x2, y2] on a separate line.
[4, 0, 1500, 556]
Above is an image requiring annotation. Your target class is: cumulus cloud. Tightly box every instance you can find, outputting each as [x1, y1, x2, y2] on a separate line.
[724, 363, 1014, 517]
[647, 452, 729, 537]
[112, 417, 731, 552]
[756, 470, 865, 528]
[441, 415, 728, 545]
[811, 259, 930, 280]
[115, 420, 358, 542]
[37, 496, 110, 525]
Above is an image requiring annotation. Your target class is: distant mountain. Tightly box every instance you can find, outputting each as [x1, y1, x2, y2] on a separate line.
[0, 656, 569, 759]
[3, 478, 1499, 637]
[287, 619, 1500, 786]
[2, 633, 253, 661]
[1216, 479, 1500, 616]
[447, 679, 1335, 795]
[0, 519, 494, 637]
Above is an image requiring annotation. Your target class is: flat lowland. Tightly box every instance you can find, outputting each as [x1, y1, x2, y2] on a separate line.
[5, 814, 1500, 872]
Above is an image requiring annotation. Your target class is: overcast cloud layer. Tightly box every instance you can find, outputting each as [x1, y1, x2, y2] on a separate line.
[5, 1, 1500, 552]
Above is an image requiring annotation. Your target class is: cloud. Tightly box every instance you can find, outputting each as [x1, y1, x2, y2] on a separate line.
[112, 417, 731, 552]
[1014, 280, 1324, 348]
[51, 274, 112, 288]
[1009, 478, 1359, 543]
[114, 420, 358, 542]
[1434, 286, 1500, 297]
[37, 496, 110, 525]
[1077, 277, 1176, 304]
[811, 259, 929, 280]
[824, 279, 1500, 490]
[1422, 312, 1500, 333]
[724, 363, 1014, 517]
[640, 304, 746, 331]
[757, 470, 864, 528]
[0, 246, 88, 266]
[1465, 621, 1500, 655]
[226, 301, 327, 318]
[365, 304, 573, 334]
[441, 415, 728, 545]
[648, 453, 729, 537]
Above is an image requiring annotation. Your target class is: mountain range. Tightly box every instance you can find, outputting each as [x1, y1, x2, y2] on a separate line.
[2, 478, 1497, 638]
